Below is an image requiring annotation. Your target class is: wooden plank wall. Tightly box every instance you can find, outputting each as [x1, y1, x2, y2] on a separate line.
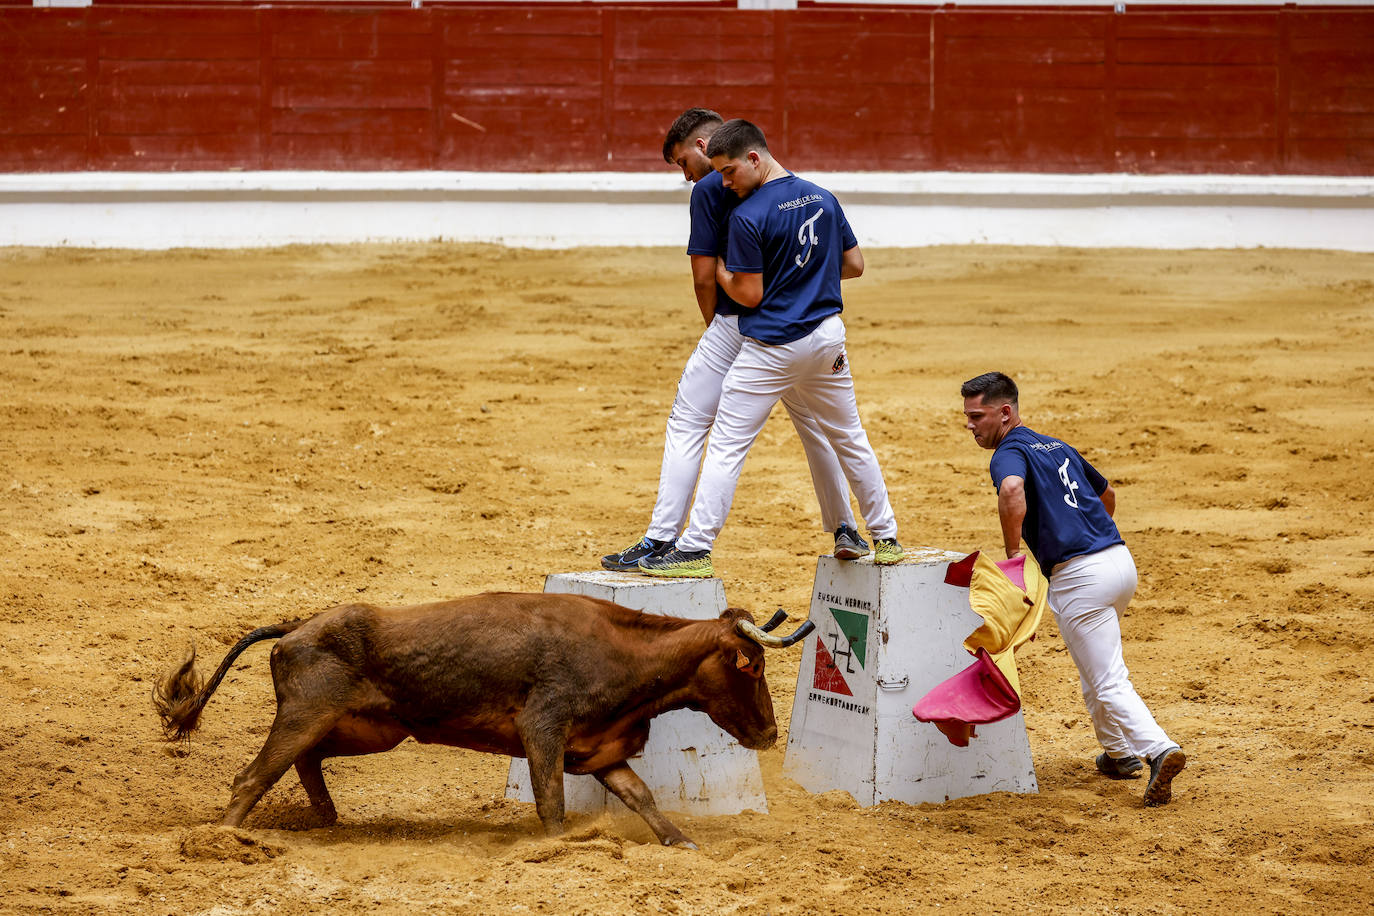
[1, 5, 1370, 174]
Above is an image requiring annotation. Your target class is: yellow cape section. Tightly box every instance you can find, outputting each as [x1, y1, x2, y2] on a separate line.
[962, 552, 1049, 696]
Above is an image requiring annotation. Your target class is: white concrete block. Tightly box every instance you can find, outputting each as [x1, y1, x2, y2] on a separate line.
[504, 571, 768, 816]
[784, 551, 1039, 806]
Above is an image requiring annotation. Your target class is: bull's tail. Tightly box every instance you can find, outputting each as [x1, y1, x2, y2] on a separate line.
[153, 620, 307, 742]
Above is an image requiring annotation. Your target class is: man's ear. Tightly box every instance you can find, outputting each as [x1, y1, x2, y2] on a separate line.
[695, 136, 708, 153]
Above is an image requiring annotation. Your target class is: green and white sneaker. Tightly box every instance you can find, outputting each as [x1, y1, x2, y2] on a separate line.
[873, 538, 904, 565]
[638, 547, 714, 578]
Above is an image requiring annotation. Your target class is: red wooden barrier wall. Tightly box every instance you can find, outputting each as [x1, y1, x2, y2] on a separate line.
[1, 4, 1370, 174]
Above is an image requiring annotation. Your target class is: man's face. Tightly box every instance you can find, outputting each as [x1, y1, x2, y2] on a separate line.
[669, 136, 713, 183]
[963, 395, 1014, 450]
[710, 151, 764, 197]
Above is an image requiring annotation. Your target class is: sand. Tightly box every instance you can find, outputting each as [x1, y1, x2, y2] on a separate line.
[2, 242, 1372, 914]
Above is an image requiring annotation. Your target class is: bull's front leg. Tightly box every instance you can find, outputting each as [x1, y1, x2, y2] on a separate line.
[595, 762, 697, 849]
[516, 711, 570, 836]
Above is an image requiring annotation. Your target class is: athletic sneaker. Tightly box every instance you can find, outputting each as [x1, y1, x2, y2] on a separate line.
[1095, 752, 1143, 780]
[873, 538, 904, 565]
[1143, 745, 1187, 807]
[638, 548, 714, 578]
[601, 537, 673, 572]
[833, 525, 870, 560]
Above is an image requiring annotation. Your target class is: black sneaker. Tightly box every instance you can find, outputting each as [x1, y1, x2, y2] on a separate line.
[1095, 752, 1143, 780]
[601, 537, 673, 572]
[833, 525, 870, 560]
[1144, 746, 1187, 807]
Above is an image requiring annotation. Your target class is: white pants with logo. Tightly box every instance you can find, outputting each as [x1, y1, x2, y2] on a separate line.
[676, 314, 897, 553]
[645, 313, 854, 542]
[1048, 544, 1173, 761]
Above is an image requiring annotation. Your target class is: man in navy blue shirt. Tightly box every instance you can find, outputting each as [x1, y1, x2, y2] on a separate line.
[599, 109, 863, 574]
[640, 119, 902, 577]
[962, 371, 1187, 807]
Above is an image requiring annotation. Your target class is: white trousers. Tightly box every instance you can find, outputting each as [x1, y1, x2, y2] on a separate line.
[1048, 544, 1173, 760]
[645, 313, 854, 542]
[677, 314, 897, 553]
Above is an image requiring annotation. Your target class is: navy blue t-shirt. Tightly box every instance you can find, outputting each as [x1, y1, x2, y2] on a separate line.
[724, 174, 858, 344]
[988, 426, 1124, 570]
[686, 171, 746, 317]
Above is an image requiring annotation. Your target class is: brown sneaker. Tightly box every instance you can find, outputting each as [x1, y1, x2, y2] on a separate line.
[1144, 746, 1186, 807]
[1096, 752, 1143, 780]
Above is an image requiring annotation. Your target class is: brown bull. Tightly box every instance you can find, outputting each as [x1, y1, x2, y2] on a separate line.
[154, 592, 811, 848]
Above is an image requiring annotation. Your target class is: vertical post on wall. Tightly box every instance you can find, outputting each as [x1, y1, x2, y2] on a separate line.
[930, 6, 949, 171]
[600, 9, 616, 167]
[1105, 5, 1120, 172]
[774, 9, 788, 162]
[83, 5, 97, 171]
[428, 5, 444, 170]
[258, 7, 272, 170]
[1276, 5, 1293, 172]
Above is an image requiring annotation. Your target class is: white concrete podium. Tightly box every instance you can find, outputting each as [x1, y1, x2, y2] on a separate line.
[504, 570, 768, 816]
[784, 551, 1039, 805]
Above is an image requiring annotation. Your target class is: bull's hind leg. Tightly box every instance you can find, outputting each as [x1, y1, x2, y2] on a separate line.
[595, 763, 696, 849]
[294, 750, 338, 827]
[223, 704, 341, 827]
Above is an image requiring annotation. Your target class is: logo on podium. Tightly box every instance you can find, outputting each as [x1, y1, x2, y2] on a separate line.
[808, 605, 871, 716]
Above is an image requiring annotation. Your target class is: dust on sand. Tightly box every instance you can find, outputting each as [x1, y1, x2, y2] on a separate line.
[2, 243, 1372, 914]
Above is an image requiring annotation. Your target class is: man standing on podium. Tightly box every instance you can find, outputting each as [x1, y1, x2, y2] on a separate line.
[638, 119, 903, 577]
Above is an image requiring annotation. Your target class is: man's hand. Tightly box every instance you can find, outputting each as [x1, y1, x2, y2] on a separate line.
[716, 262, 763, 309]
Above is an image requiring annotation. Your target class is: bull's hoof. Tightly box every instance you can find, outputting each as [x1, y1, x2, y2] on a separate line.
[310, 808, 339, 829]
[664, 836, 698, 850]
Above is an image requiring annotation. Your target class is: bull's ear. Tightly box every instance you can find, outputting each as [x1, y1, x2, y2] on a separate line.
[734, 649, 763, 679]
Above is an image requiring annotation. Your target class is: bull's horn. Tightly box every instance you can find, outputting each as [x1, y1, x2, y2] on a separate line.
[758, 608, 789, 633]
[737, 618, 815, 649]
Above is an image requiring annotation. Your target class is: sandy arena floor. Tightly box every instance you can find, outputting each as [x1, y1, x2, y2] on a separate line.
[2, 242, 1372, 914]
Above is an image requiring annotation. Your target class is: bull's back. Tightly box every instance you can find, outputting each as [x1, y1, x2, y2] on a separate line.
[282, 592, 640, 711]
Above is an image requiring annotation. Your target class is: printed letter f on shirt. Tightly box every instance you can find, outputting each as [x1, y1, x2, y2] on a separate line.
[795, 208, 824, 269]
[1058, 458, 1081, 508]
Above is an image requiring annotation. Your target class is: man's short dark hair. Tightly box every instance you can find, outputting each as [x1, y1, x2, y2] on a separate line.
[662, 108, 723, 164]
[961, 372, 1019, 405]
[705, 119, 769, 160]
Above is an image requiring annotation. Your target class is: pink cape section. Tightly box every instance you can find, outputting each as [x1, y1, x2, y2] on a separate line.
[912, 647, 1021, 748]
[911, 553, 1032, 747]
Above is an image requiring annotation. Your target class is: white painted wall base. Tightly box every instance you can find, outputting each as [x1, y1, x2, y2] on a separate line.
[785, 551, 1039, 806]
[1, 171, 1370, 251]
[504, 571, 768, 817]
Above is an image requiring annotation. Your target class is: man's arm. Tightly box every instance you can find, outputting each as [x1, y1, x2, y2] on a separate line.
[716, 262, 763, 309]
[1099, 483, 1116, 518]
[997, 475, 1028, 558]
[690, 255, 718, 326]
[841, 244, 864, 280]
